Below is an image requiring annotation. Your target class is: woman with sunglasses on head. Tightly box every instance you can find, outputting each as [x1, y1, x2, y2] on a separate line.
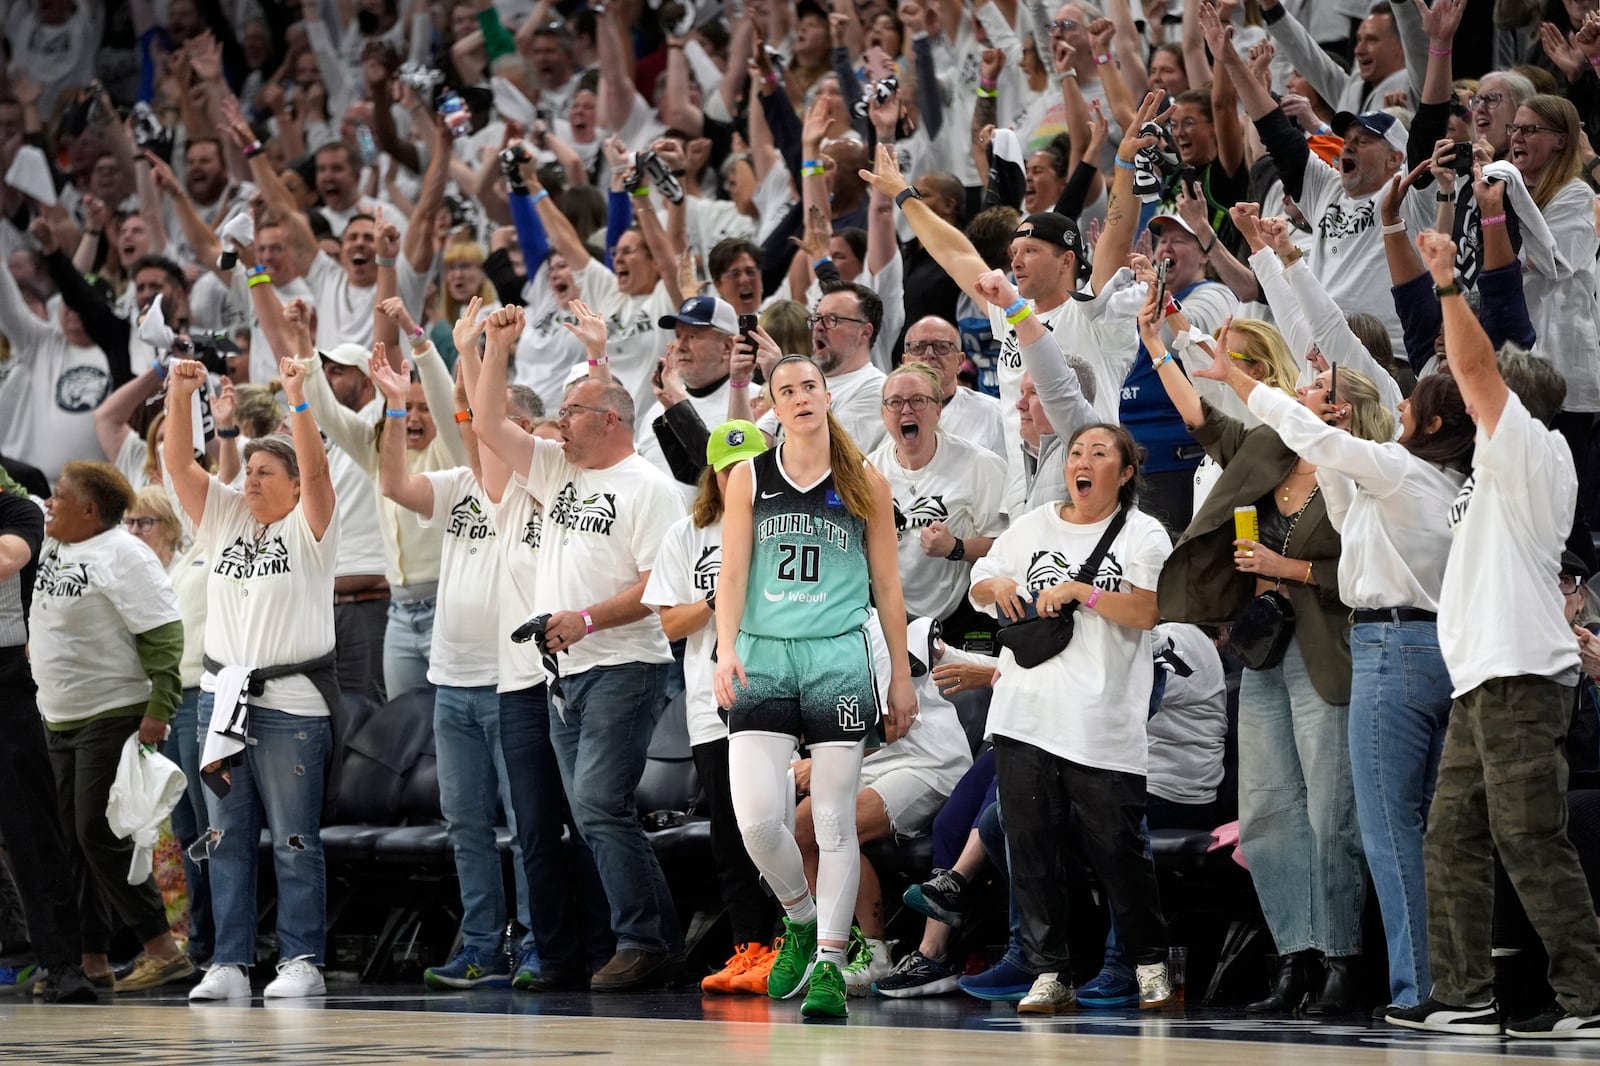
[1141, 292, 1386, 1017]
[713, 354, 916, 1021]
[867, 363, 1008, 626]
[1189, 334, 1475, 1015]
[122, 485, 216, 969]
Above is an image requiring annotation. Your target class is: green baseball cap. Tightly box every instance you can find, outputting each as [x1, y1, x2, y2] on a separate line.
[706, 419, 767, 471]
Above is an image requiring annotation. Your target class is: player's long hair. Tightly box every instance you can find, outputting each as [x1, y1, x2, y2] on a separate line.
[764, 355, 876, 522]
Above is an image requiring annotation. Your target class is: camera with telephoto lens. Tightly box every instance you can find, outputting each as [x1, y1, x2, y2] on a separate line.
[499, 142, 531, 176]
[171, 331, 238, 376]
[510, 612, 553, 652]
[641, 150, 684, 204]
[130, 102, 164, 149]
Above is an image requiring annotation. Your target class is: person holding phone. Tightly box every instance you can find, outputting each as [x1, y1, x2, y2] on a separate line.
[713, 354, 916, 1020]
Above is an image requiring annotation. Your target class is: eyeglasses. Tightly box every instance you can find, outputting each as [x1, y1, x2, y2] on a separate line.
[882, 394, 938, 412]
[556, 402, 610, 421]
[1506, 123, 1565, 138]
[807, 313, 867, 330]
[719, 266, 760, 281]
[1047, 18, 1079, 34]
[1467, 92, 1504, 110]
[1171, 117, 1210, 131]
[1562, 575, 1584, 594]
[905, 340, 958, 358]
[122, 516, 159, 531]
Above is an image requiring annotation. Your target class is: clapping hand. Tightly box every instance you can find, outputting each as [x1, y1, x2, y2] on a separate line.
[367, 344, 410, 405]
[560, 299, 609, 355]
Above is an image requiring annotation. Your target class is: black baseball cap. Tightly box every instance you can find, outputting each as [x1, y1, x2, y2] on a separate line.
[1015, 212, 1091, 280]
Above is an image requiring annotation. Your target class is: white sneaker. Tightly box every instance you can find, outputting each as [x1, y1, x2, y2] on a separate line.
[263, 956, 326, 999]
[842, 936, 897, 997]
[1136, 962, 1174, 1008]
[1017, 971, 1075, 1015]
[188, 963, 251, 1001]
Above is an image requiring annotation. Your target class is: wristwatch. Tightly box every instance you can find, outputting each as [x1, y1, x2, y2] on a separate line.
[1434, 281, 1461, 298]
[945, 537, 966, 561]
[895, 186, 923, 209]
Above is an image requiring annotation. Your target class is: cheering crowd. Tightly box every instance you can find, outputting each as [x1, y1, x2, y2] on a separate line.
[1, 0, 1600, 1037]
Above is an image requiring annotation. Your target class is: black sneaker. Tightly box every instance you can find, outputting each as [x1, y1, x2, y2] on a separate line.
[903, 869, 971, 928]
[1506, 1006, 1600, 1039]
[872, 950, 959, 999]
[1385, 998, 1501, 1035]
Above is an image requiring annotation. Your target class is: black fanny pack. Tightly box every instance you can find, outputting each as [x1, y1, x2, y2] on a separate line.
[996, 507, 1126, 669]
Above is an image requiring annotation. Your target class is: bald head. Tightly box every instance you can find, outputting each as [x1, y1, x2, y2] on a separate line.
[902, 316, 963, 397]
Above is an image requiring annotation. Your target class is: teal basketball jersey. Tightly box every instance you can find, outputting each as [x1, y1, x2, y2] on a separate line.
[741, 446, 870, 639]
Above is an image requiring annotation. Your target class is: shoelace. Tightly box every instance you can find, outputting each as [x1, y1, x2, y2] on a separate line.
[277, 954, 317, 977]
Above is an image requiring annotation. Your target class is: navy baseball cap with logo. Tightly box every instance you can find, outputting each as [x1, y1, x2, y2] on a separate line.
[1015, 212, 1092, 281]
[659, 295, 739, 335]
[1332, 111, 1408, 153]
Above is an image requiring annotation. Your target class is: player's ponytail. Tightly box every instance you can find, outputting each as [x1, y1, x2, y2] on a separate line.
[824, 411, 875, 522]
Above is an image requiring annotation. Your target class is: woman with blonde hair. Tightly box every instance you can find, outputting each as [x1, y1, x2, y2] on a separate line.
[122, 484, 214, 965]
[713, 355, 917, 1019]
[1142, 294, 1391, 1017]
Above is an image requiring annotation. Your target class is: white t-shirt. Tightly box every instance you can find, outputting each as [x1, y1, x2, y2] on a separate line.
[1438, 393, 1581, 696]
[642, 515, 725, 747]
[169, 539, 210, 690]
[489, 474, 548, 694]
[419, 468, 501, 689]
[307, 252, 377, 349]
[197, 478, 340, 715]
[29, 529, 181, 725]
[752, 161, 797, 248]
[869, 434, 1007, 621]
[328, 437, 388, 578]
[524, 444, 684, 676]
[940, 386, 1008, 459]
[578, 266, 678, 420]
[971, 504, 1172, 773]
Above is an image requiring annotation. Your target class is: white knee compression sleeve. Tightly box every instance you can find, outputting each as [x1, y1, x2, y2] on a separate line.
[728, 733, 812, 915]
[808, 742, 866, 945]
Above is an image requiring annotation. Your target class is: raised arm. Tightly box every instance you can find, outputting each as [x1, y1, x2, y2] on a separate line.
[1258, 0, 1349, 109]
[1421, 231, 1505, 433]
[95, 368, 165, 463]
[858, 142, 989, 302]
[974, 269, 1098, 438]
[403, 120, 452, 274]
[519, 152, 593, 271]
[1094, 91, 1173, 294]
[595, 6, 636, 134]
[1137, 284, 1208, 430]
[368, 345, 437, 517]
[473, 305, 538, 478]
[163, 361, 214, 526]
[278, 355, 336, 540]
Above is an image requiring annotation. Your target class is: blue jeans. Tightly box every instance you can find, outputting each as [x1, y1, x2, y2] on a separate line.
[1238, 638, 1365, 956]
[162, 688, 214, 959]
[548, 663, 682, 956]
[499, 683, 613, 976]
[976, 798, 1027, 971]
[197, 696, 330, 967]
[435, 685, 525, 956]
[1349, 620, 1452, 1007]
[384, 597, 435, 699]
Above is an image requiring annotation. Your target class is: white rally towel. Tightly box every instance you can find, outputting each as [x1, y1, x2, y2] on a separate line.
[107, 735, 188, 885]
[201, 665, 253, 797]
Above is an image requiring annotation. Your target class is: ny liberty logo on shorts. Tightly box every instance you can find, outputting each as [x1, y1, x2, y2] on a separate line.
[836, 694, 863, 730]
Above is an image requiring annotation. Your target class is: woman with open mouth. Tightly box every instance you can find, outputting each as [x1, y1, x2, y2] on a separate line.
[713, 354, 916, 1021]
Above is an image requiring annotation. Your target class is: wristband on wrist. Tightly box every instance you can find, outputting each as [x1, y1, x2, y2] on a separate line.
[1480, 213, 1507, 227]
[587, 357, 609, 367]
[242, 141, 265, 158]
[1094, 52, 1112, 65]
[248, 263, 268, 276]
[1313, 123, 1332, 136]
[247, 272, 272, 288]
[1381, 220, 1407, 235]
[454, 408, 472, 423]
[730, 378, 751, 389]
[1199, 235, 1216, 256]
[1436, 189, 1454, 201]
[764, 71, 779, 86]
[215, 426, 240, 438]
[1428, 46, 1452, 56]
[1114, 156, 1136, 170]
[412, 325, 425, 339]
[385, 407, 406, 418]
[1002, 297, 1027, 317]
[813, 256, 832, 270]
[529, 188, 550, 205]
[978, 77, 997, 90]
[1152, 352, 1173, 369]
[802, 159, 821, 170]
[154, 360, 168, 379]
[1056, 67, 1078, 80]
[630, 186, 652, 198]
[1434, 281, 1461, 298]
[375, 255, 397, 268]
[975, 86, 998, 98]
[801, 165, 825, 177]
[1006, 304, 1033, 325]
[290, 400, 309, 413]
[894, 186, 923, 209]
[581, 609, 595, 634]
[1085, 586, 1102, 609]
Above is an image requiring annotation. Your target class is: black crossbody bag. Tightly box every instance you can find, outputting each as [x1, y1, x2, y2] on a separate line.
[996, 507, 1127, 669]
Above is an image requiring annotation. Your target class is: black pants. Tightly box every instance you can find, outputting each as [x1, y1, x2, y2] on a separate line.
[692, 737, 778, 946]
[1555, 411, 1598, 559]
[0, 655, 82, 969]
[993, 735, 1168, 970]
[1139, 469, 1196, 543]
[46, 714, 171, 955]
[334, 598, 389, 705]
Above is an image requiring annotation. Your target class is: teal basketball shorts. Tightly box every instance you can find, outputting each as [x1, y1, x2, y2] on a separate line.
[724, 628, 883, 747]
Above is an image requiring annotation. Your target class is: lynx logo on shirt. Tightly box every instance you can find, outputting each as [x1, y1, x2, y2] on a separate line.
[213, 535, 292, 579]
[894, 494, 948, 538]
[522, 515, 543, 550]
[996, 315, 1054, 373]
[56, 365, 110, 413]
[607, 308, 655, 341]
[1316, 199, 1377, 242]
[34, 553, 90, 598]
[1448, 474, 1475, 530]
[1026, 549, 1123, 594]
[447, 495, 494, 540]
[693, 545, 721, 596]
[547, 483, 618, 536]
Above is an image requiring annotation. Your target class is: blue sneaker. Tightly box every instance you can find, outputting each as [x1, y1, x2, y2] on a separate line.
[0, 963, 39, 993]
[424, 946, 512, 990]
[959, 956, 1034, 1002]
[511, 947, 539, 991]
[1076, 967, 1139, 1009]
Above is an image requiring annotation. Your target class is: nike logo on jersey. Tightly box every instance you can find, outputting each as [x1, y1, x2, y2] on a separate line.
[760, 490, 783, 499]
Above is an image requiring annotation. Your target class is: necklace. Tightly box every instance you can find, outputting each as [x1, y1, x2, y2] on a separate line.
[1280, 464, 1315, 504]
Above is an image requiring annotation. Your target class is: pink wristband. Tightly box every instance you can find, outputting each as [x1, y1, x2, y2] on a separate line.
[1085, 586, 1102, 610]
[1428, 46, 1452, 56]
[729, 378, 751, 389]
[1480, 213, 1507, 227]
[581, 609, 595, 634]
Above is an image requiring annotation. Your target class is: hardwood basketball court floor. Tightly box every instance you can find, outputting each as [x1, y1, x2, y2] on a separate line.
[5, 987, 1600, 1064]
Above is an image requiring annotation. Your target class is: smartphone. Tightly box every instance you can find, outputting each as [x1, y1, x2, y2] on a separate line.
[738, 313, 759, 356]
[1153, 257, 1171, 316]
[1450, 141, 1474, 175]
[652, 357, 666, 390]
[1329, 362, 1339, 407]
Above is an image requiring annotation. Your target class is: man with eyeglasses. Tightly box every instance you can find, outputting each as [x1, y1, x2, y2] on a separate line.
[761, 283, 888, 451]
[474, 305, 688, 994]
[635, 295, 744, 491]
[1258, 0, 1424, 114]
[901, 317, 1007, 459]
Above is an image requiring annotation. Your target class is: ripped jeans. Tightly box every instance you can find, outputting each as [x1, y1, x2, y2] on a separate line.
[196, 696, 330, 968]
